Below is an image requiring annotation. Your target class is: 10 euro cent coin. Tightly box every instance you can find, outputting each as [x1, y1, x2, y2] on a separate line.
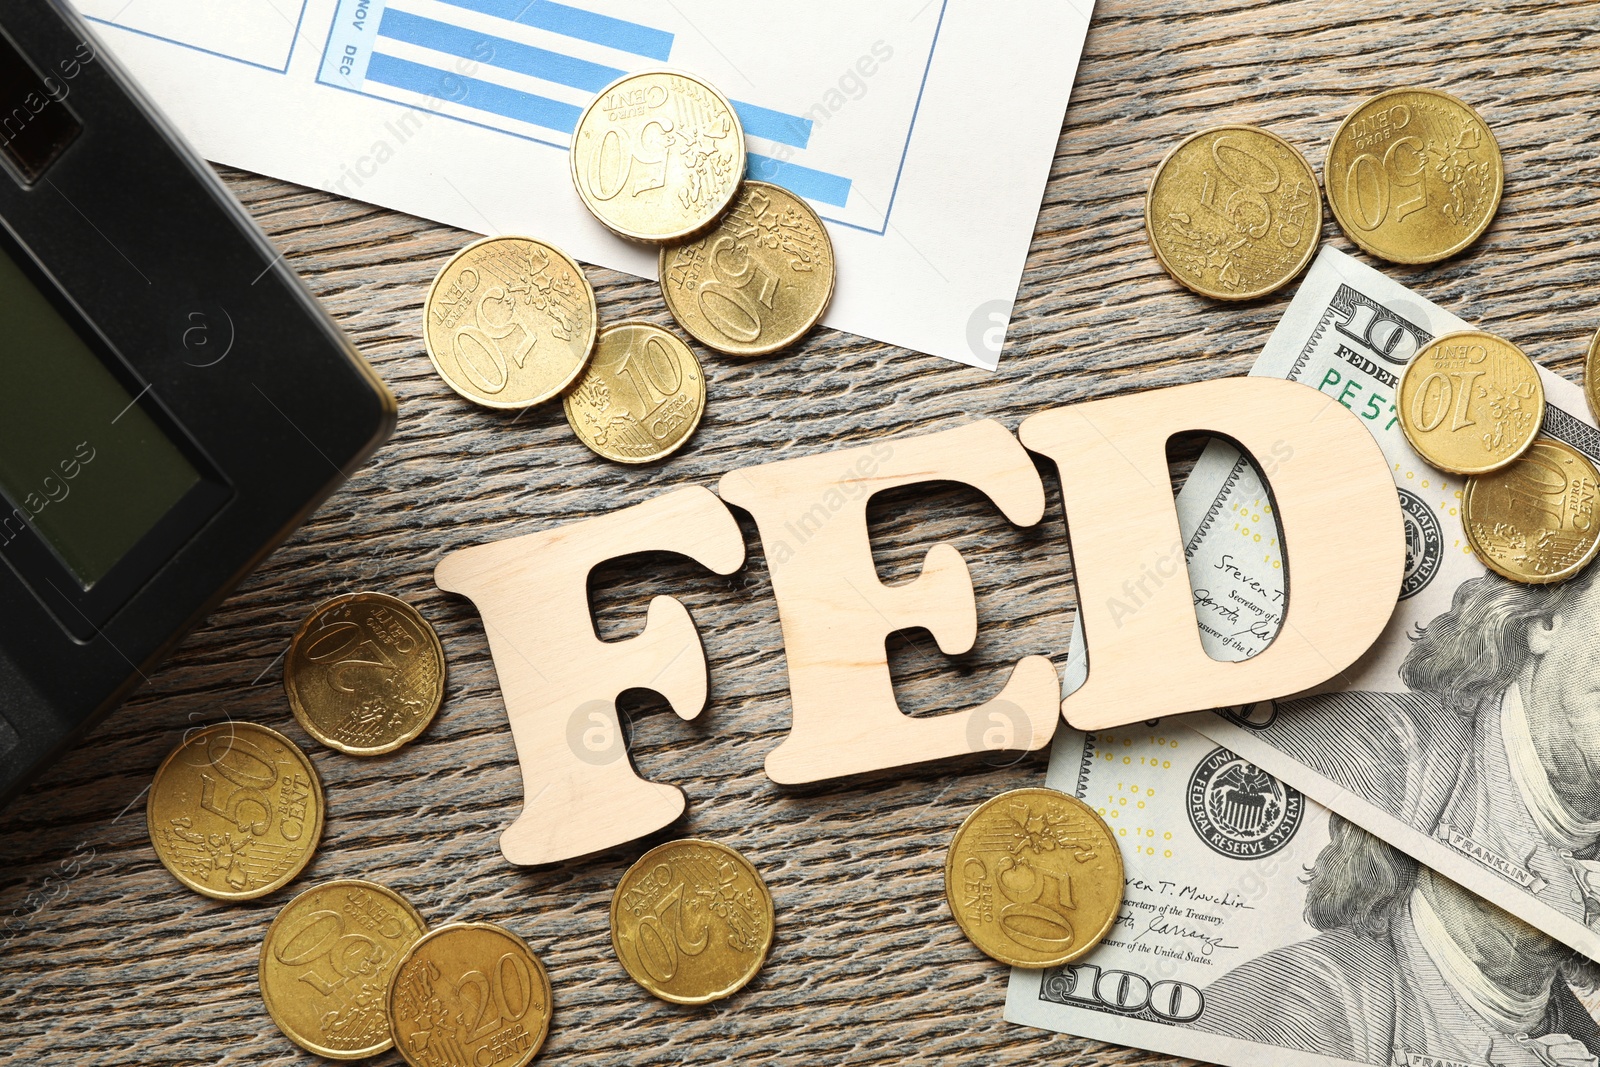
[563, 322, 707, 464]
[1397, 330, 1543, 476]
[423, 235, 597, 409]
[945, 787, 1123, 968]
[1464, 437, 1600, 584]
[148, 721, 324, 901]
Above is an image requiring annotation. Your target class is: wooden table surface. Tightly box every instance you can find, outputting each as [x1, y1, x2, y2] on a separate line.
[5, 1, 1598, 1063]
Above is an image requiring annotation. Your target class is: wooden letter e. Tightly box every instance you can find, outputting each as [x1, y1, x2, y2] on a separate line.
[434, 486, 744, 865]
[720, 420, 1060, 784]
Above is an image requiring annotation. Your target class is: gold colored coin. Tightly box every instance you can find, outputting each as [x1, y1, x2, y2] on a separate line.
[1464, 438, 1600, 584]
[1397, 331, 1544, 475]
[1585, 328, 1600, 424]
[571, 70, 746, 243]
[285, 592, 446, 756]
[423, 235, 597, 409]
[659, 180, 836, 355]
[147, 722, 323, 901]
[1144, 125, 1321, 301]
[260, 879, 428, 1060]
[563, 322, 706, 464]
[944, 787, 1123, 968]
[1325, 88, 1503, 265]
[388, 921, 552, 1067]
[610, 839, 774, 1005]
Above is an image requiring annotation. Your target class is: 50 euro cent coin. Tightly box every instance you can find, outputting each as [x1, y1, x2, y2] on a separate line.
[660, 180, 836, 355]
[945, 787, 1123, 968]
[285, 592, 446, 756]
[423, 235, 597, 409]
[571, 70, 745, 243]
[148, 721, 324, 901]
[260, 879, 427, 1060]
[611, 839, 774, 1005]
[1325, 87, 1503, 265]
[1145, 124, 1321, 301]
[1464, 437, 1600, 584]
[388, 922, 553, 1067]
[563, 321, 706, 464]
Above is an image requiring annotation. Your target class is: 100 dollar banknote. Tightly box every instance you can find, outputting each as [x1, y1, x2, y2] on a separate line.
[1060, 246, 1600, 961]
[1004, 725, 1600, 1067]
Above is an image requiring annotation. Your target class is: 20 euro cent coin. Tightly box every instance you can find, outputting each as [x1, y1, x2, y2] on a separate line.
[610, 839, 775, 1005]
[285, 592, 446, 757]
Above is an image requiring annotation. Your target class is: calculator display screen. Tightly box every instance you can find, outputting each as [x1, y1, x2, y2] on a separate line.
[0, 245, 200, 588]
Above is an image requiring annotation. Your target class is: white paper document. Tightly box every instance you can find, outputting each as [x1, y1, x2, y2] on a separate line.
[69, 0, 1093, 369]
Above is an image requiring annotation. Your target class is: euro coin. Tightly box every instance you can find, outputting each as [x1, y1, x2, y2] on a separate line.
[659, 180, 836, 355]
[571, 70, 745, 243]
[285, 592, 446, 756]
[944, 787, 1123, 968]
[1397, 331, 1543, 475]
[423, 235, 597, 409]
[147, 721, 323, 901]
[610, 839, 774, 1005]
[563, 322, 706, 464]
[388, 922, 552, 1067]
[1144, 125, 1321, 301]
[1586, 328, 1600, 424]
[1325, 88, 1503, 265]
[260, 879, 427, 1060]
[1464, 438, 1600, 584]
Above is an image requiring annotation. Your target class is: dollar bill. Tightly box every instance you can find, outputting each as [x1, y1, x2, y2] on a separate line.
[1061, 245, 1600, 959]
[1004, 723, 1600, 1067]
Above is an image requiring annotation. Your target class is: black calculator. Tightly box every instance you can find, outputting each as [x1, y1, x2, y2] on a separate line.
[0, 1, 395, 802]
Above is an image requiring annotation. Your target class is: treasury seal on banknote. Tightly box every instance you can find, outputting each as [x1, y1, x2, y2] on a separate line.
[1186, 747, 1304, 859]
[1396, 488, 1444, 599]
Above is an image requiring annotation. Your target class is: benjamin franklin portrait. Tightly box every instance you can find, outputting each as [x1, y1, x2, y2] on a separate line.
[1230, 566, 1600, 929]
[1190, 814, 1600, 1067]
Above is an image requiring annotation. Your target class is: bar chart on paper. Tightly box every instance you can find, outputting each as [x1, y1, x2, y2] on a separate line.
[74, 0, 312, 72]
[316, 0, 944, 232]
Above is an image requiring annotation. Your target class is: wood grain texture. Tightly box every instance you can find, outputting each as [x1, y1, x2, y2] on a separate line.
[5, 1, 1600, 1063]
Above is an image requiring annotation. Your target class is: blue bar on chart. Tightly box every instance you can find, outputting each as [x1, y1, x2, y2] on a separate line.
[443, 0, 674, 61]
[318, 0, 852, 211]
